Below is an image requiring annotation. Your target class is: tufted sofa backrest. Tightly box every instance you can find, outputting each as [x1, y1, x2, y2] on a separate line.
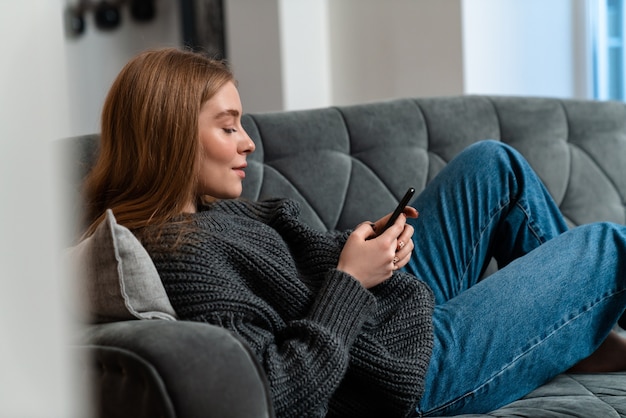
[240, 95, 626, 231]
[60, 95, 626, 239]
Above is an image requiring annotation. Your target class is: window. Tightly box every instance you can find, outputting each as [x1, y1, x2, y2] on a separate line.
[590, 0, 625, 100]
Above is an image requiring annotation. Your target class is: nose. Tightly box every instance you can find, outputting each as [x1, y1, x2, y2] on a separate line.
[240, 129, 256, 154]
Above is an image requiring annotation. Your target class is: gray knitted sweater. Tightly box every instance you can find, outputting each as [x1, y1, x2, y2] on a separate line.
[142, 198, 434, 418]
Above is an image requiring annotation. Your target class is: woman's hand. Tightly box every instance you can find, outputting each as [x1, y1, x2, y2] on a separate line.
[337, 207, 417, 289]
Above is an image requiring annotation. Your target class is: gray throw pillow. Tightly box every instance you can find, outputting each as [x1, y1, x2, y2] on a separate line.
[66, 209, 177, 323]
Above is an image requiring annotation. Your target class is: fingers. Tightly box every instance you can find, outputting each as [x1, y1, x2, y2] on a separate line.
[396, 222, 414, 250]
[371, 206, 418, 236]
[380, 213, 413, 241]
[340, 223, 400, 288]
[403, 206, 419, 219]
[393, 238, 414, 270]
[352, 216, 415, 272]
[353, 221, 378, 240]
[392, 222, 414, 270]
[392, 252, 411, 270]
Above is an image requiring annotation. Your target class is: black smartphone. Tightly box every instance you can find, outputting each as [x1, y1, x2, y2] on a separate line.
[379, 187, 415, 235]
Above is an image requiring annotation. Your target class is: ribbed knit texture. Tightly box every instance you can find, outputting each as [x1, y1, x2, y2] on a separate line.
[141, 198, 435, 418]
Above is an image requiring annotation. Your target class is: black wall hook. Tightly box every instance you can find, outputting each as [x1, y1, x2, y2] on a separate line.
[95, 1, 122, 30]
[65, 0, 156, 37]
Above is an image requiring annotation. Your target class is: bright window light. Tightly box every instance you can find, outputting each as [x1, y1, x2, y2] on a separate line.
[590, 0, 625, 100]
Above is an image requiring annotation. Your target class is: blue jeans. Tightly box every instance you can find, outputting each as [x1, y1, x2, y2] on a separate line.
[401, 140, 626, 416]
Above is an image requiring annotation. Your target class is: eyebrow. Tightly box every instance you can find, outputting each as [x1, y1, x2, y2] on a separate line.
[214, 109, 240, 120]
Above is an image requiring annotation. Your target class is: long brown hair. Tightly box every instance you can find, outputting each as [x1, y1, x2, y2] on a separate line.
[83, 48, 234, 236]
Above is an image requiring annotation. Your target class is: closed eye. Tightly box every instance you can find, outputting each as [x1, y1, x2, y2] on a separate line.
[223, 128, 237, 134]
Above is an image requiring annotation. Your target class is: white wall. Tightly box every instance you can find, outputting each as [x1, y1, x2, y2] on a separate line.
[278, 0, 332, 110]
[227, 0, 589, 113]
[0, 1, 85, 416]
[65, 0, 181, 136]
[225, 0, 466, 112]
[462, 0, 589, 98]
[327, 0, 465, 106]
[61, 0, 593, 131]
[224, 0, 284, 112]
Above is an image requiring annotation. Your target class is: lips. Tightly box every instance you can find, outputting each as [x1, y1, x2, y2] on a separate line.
[233, 162, 247, 178]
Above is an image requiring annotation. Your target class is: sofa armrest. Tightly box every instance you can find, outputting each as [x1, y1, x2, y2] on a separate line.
[75, 320, 274, 418]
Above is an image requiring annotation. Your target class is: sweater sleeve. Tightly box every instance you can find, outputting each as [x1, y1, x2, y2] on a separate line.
[146, 228, 378, 418]
[259, 270, 376, 417]
[213, 198, 352, 277]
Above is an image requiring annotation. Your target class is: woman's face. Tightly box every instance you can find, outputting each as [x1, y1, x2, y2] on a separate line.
[195, 81, 255, 205]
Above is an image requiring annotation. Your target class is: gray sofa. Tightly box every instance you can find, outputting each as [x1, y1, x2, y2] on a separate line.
[63, 95, 626, 417]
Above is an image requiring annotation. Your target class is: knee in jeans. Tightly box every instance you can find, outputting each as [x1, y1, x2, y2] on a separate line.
[465, 140, 523, 169]
[573, 222, 626, 261]
[584, 222, 625, 241]
[468, 139, 514, 156]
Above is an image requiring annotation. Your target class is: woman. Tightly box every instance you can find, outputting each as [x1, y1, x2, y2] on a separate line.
[84, 48, 626, 417]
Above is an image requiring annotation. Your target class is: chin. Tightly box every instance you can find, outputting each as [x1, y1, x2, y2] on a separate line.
[220, 189, 243, 200]
[201, 183, 243, 201]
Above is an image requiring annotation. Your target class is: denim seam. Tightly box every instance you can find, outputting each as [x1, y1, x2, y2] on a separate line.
[456, 195, 543, 295]
[456, 196, 510, 295]
[515, 198, 547, 244]
[425, 286, 626, 416]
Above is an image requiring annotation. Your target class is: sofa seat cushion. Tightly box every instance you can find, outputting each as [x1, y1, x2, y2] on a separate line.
[442, 372, 626, 418]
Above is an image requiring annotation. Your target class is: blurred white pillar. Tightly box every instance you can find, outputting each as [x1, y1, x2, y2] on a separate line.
[0, 1, 86, 416]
